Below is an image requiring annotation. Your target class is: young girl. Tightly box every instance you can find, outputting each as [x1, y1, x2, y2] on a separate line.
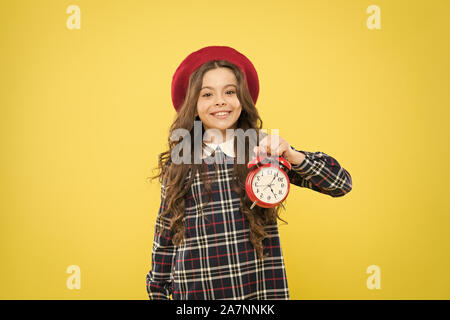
[146, 46, 352, 300]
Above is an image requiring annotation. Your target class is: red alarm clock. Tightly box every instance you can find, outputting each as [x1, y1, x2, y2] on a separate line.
[245, 154, 292, 209]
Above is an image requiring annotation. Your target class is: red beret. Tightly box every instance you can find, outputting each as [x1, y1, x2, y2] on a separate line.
[171, 46, 260, 112]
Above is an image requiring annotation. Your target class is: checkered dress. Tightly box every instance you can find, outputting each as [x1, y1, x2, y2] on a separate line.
[146, 146, 352, 300]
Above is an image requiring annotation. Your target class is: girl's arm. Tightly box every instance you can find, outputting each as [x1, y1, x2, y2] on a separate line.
[146, 183, 177, 300]
[286, 146, 353, 197]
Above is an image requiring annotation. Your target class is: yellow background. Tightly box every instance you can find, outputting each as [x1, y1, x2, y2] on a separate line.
[1, 0, 449, 299]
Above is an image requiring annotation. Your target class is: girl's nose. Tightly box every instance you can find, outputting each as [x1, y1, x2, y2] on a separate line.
[214, 94, 226, 106]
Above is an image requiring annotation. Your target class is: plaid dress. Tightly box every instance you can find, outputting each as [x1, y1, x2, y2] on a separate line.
[146, 146, 352, 300]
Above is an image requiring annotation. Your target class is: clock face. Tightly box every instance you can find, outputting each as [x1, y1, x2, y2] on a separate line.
[251, 166, 289, 204]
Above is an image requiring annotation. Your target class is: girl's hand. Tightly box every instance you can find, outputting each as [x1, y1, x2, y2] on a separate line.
[253, 134, 306, 166]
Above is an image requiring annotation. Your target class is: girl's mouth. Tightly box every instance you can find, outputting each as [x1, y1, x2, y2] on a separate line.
[210, 111, 232, 119]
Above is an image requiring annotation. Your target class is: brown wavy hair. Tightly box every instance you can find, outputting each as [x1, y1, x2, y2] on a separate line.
[147, 59, 287, 260]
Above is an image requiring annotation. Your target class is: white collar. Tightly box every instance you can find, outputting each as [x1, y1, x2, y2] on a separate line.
[202, 137, 235, 159]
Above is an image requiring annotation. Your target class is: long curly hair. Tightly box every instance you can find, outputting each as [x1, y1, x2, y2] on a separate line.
[148, 59, 287, 260]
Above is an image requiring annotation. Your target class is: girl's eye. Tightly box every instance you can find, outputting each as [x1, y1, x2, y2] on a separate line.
[202, 90, 235, 98]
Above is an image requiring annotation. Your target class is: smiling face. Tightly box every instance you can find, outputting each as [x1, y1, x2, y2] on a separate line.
[197, 67, 242, 143]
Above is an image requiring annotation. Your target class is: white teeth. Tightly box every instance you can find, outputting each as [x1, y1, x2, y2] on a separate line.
[213, 112, 230, 116]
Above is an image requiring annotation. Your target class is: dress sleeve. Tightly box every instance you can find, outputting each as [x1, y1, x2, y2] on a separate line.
[286, 146, 353, 197]
[146, 182, 177, 300]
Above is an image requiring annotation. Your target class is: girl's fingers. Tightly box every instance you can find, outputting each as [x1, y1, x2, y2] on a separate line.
[258, 135, 270, 154]
[253, 146, 266, 155]
[254, 135, 288, 157]
[254, 145, 278, 156]
[270, 144, 281, 156]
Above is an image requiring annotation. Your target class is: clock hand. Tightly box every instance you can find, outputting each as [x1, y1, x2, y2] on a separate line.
[256, 182, 272, 187]
[255, 183, 267, 187]
[269, 175, 276, 184]
[268, 185, 277, 198]
[255, 176, 271, 188]
[269, 185, 286, 210]
[261, 176, 277, 192]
